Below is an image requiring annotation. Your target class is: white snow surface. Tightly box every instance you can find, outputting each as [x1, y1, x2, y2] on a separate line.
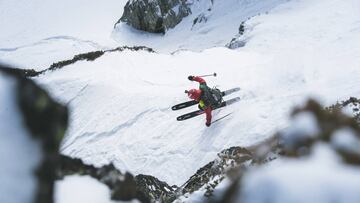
[331, 127, 360, 155]
[280, 111, 320, 150]
[0, 0, 127, 70]
[32, 0, 360, 187]
[1, 0, 360, 201]
[240, 144, 360, 203]
[55, 175, 138, 203]
[0, 72, 42, 203]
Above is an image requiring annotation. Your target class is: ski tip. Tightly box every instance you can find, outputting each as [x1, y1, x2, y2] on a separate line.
[233, 97, 241, 102]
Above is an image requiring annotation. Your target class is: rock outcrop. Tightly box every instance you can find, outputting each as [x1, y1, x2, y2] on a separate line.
[26, 46, 155, 77]
[57, 154, 184, 203]
[227, 22, 247, 49]
[135, 174, 178, 203]
[117, 0, 192, 33]
[182, 147, 252, 197]
[0, 64, 68, 203]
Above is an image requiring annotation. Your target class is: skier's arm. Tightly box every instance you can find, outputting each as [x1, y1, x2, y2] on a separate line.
[204, 107, 212, 126]
[188, 76, 206, 84]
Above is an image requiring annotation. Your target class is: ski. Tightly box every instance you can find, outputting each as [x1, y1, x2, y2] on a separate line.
[171, 100, 198, 110]
[176, 97, 240, 121]
[171, 87, 240, 111]
[221, 87, 240, 97]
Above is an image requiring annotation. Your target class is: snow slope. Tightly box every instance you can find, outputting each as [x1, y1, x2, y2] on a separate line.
[0, 0, 127, 70]
[34, 0, 360, 187]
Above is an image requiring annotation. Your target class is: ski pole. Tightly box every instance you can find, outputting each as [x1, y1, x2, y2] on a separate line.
[211, 112, 232, 124]
[198, 72, 217, 77]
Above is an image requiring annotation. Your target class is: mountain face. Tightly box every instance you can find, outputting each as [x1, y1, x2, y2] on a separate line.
[1, 0, 360, 202]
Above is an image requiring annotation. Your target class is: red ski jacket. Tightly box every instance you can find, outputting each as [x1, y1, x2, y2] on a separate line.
[191, 76, 212, 125]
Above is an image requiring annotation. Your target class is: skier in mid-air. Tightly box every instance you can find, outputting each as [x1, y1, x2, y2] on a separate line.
[186, 75, 223, 127]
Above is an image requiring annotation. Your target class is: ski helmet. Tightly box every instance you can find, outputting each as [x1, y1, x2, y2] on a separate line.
[187, 89, 201, 100]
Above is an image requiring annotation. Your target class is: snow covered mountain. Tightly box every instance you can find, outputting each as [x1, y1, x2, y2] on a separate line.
[1, 0, 360, 202]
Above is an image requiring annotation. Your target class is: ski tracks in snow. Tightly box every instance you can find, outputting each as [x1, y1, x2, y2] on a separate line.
[61, 108, 168, 155]
[0, 36, 106, 70]
[0, 35, 104, 52]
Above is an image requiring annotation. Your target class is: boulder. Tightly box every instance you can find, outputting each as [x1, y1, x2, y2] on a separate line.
[118, 0, 191, 33]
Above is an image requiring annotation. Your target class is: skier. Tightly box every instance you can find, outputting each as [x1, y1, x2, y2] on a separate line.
[186, 75, 223, 127]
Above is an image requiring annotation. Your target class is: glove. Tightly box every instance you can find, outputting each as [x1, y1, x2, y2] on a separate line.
[206, 122, 211, 127]
[188, 75, 194, 81]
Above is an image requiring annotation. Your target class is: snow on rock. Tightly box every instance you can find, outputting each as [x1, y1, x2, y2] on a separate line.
[280, 111, 320, 153]
[331, 128, 360, 157]
[57, 154, 160, 202]
[241, 144, 360, 203]
[181, 147, 252, 196]
[226, 22, 248, 49]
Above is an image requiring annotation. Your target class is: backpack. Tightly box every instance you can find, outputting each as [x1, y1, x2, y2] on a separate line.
[209, 87, 223, 107]
[200, 85, 223, 108]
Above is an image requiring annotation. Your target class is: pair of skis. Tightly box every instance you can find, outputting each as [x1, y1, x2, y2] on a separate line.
[172, 87, 241, 121]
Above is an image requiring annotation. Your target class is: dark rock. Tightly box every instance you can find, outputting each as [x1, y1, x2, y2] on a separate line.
[227, 22, 247, 49]
[108, 45, 155, 53]
[48, 51, 104, 72]
[27, 46, 155, 77]
[118, 0, 191, 33]
[0, 63, 69, 203]
[192, 13, 208, 27]
[135, 174, 178, 203]
[326, 97, 360, 124]
[182, 147, 252, 195]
